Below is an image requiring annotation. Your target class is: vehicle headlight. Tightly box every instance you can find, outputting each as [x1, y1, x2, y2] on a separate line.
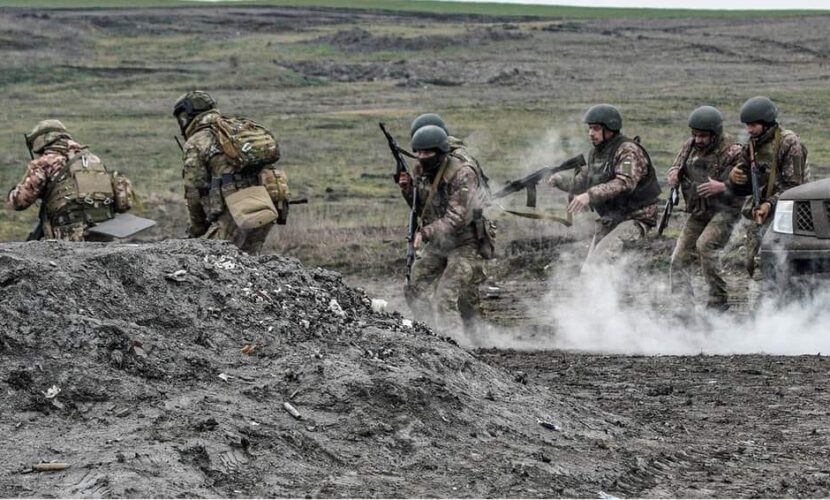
[772, 200, 794, 234]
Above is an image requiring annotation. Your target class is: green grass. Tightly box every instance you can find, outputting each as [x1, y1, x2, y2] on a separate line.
[0, 0, 825, 18]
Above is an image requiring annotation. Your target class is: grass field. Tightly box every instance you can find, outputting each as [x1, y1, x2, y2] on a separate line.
[0, 4, 827, 273]
[0, 0, 825, 17]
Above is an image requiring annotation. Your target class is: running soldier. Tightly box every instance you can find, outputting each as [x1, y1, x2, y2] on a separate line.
[726, 96, 809, 277]
[667, 106, 744, 310]
[547, 104, 661, 268]
[6, 119, 134, 241]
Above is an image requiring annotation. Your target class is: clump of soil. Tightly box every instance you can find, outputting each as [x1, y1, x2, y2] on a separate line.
[0, 240, 629, 497]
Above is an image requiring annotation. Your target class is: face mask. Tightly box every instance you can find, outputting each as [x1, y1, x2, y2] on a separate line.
[419, 153, 443, 172]
[176, 113, 192, 135]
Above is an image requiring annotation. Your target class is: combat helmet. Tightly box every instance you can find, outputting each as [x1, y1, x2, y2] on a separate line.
[584, 104, 622, 132]
[740, 96, 778, 125]
[688, 106, 723, 136]
[410, 113, 447, 138]
[173, 91, 216, 131]
[411, 125, 450, 153]
[27, 119, 71, 154]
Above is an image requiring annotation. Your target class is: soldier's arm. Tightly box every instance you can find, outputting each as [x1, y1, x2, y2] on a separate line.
[547, 168, 590, 194]
[586, 142, 645, 206]
[5, 156, 60, 211]
[421, 165, 477, 242]
[666, 140, 690, 182]
[182, 141, 211, 237]
[766, 134, 805, 207]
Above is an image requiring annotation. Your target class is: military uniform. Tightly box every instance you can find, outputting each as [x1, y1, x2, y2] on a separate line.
[180, 109, 279, 255]
[668, 135, 744, 308]
[401, 151, 487, 337]
[728, 125, 809, 275]
[549, 134, 660, 267]
[7, 122, 133, 241]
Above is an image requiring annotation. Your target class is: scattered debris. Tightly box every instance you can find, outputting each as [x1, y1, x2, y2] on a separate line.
[42, 385, 60, 399]
[165, 269, 188, 282]
[283, 402, 302, 420]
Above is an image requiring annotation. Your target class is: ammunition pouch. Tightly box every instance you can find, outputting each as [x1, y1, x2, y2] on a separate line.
[258, 168, 291, 225]
[473, 208, 496, 260]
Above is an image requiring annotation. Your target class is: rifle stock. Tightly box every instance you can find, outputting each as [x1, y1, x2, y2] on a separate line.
[492, 154, 586, 207]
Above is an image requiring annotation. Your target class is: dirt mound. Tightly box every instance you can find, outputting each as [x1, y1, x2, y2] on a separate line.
[0, 240, 631, 497]
[311, 26, 530, 52]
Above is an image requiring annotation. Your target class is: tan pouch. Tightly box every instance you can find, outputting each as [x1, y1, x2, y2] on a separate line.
[224, 185, 278, 230]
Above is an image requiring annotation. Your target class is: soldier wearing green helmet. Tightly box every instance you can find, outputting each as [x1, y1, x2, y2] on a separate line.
[667, 106, 744, 310]
[398, 124, 489, 340]
[174, 90, 288, 255]
[6, 119, 134, 241]
[726, 96, 810, 277]
[547, 104, 660, 269]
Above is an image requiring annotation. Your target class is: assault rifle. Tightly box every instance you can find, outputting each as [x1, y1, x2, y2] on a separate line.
[656, 185, 680, 237]
[379, 122, 418, 285]
[23, 133, 46, 242]
[492, 154, 586, 208]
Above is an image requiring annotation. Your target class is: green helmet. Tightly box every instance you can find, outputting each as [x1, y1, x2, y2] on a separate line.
[411, 125, 450, 153]
[27, 119, 71, 154]
[173, 90, 216, 118]
[688, 106, 723, 135]
[584, 104, 622, 132]
[410, 113, 447, 138]
[740, 96, 777, 125]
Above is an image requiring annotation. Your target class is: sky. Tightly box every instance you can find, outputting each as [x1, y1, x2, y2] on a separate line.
[450, 0, 830, 10]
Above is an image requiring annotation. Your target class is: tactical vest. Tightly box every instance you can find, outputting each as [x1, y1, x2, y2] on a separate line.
[416, 153, 480, 248]
[586, 134, 660, 220]
[45, 149, 116, 227]
[751, 127, 809, 196]
[679, 135, 741, 214]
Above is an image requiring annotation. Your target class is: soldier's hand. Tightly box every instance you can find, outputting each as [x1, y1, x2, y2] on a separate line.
[753, 202, 771, 224]
[398, 172, 412, 189]
[413, 231, 423, 250]
[729, 166, 748, 185]
[667, 167, 680, 188]
[697, 177, 726, 198]
[567, 192, 590, 214]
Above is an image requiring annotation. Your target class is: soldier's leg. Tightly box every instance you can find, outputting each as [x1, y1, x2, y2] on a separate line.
[238, 225, 272, 255]
[51, 223, 86, 242]
[744, 220, 770, 278]
[669, 214, 709, 297]
[433, 245, 482, 337]
[581, 219, 646, 271]
[404, 248, 447, 326]
[697, 209, 740, 309]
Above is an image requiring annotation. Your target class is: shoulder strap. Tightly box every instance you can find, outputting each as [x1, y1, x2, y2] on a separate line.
[765, 127, 783, 199]
[419, 159, 451, 221]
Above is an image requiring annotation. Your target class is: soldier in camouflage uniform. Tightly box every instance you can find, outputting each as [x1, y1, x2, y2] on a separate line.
[726, 96, 809, 277]
[398, 125, 488, 338]
[547, 104, 660, 268]
[174, 91, 281, 255]
[667, 106, 744, 310]
[6, 120, 134, 241]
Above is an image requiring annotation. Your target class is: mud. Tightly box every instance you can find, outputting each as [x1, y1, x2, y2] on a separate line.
[0, 240, 635, 498]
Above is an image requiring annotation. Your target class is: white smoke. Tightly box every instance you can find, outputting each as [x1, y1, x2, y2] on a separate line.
[541, 251, 830, 355]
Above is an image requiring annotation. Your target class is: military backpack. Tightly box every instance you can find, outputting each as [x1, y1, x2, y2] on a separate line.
[210, 116, 280, 172]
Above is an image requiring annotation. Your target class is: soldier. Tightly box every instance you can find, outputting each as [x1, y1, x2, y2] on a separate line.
[667, 106, 744, 310]
[726, 96, 809, 277]
[173, 91, 288, 255]
[398, 125, 488, 337]
[409, 113, 490, 192]
[6, 119, 134, 241]
[547, 104, 661, 268]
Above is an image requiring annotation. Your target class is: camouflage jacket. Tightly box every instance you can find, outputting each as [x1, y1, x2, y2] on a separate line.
[727, 126, 809, 208]
[401, 153, 483, 250]
[181, 110, 234, 237]
[7, 140, 91, 211]
[669, 135, 744, 214]
[449, 136, 490, 194]
[548, 135, 659, 225]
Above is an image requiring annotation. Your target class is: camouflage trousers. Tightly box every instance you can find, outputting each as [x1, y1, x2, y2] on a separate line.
[202, 211, 272, 255]
[581, 218, 650, 271]
[744, 219, 770, 278]
[670, 209, 740, 308]
[404, 243, 486, 339]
